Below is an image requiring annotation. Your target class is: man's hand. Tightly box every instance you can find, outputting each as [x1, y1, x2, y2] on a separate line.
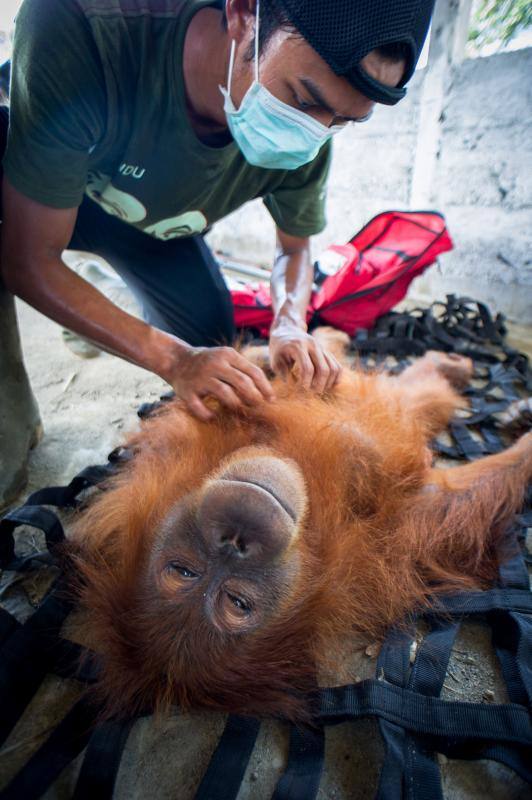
[166, 344, 274, 421]
[269, 322, 341, 394]
[269, 229, 342, 393]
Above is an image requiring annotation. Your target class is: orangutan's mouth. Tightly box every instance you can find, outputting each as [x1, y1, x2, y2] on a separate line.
[219, 477, 297, 522]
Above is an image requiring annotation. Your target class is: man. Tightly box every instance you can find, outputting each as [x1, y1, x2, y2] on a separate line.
[0, 0, 435, 506]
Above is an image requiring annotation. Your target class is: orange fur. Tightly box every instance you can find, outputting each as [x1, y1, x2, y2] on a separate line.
[67, 343, 532, 722]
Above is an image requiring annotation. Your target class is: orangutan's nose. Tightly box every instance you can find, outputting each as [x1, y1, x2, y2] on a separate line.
[197, 454, 307, 563]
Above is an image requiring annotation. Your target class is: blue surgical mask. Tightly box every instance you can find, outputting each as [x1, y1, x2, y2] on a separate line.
[219, 0, 343, 170]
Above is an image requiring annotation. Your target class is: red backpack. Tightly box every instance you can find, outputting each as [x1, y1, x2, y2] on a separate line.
[230, 210, 453, 337]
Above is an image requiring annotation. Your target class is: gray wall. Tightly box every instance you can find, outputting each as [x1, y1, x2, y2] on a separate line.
[207, 47, 532, 323]
[414, 48, 532, 319]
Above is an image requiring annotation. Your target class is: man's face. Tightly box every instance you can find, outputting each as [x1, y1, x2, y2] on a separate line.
[226, 7, 406, 128]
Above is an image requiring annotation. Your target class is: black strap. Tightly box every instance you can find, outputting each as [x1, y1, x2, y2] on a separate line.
[479, 424, 506, 454]
[137, 391, 175, 419]
[376, 622, 458, 800]
[25, 463, 116, 507]
[0, 696, 100, 800]
[0, 607, 19, 645]
[494, 541, 532, 707]
[499, 549, 530, 591]
[0, 505, 65, 570]
[318, 680, 532, 746]
[350, 295, 531, 376]
[51, 639, 100, 684]
[0, 581, 74, 747]
[425, 737, 532, 786]
[428, 588, 532, 616]
[0, 612, 98, 686]
[402, 621, 459, 800]
[448, 423, 484, 460]
[72, 717, 137, 800]
[0, 461, 117, 571]
[491, 610, 532, 709]
[271, 724, 325, 800]
[194, 715, 261, 800]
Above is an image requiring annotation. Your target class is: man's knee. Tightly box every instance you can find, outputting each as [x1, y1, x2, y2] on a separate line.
[201, 312, 236, 348]
[170, 302, 235, 348]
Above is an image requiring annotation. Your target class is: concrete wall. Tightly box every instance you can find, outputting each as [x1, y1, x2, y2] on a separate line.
[414, 48, 532, 319]
[207, 47, 532, 323]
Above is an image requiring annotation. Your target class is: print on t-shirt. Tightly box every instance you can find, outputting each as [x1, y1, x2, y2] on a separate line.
[144, 211, 208, 239]
[86, 171, 208, 238]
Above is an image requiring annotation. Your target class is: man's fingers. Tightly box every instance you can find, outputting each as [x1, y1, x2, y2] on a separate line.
[206, 379, 243, 410]
[292, 348, 314, 390]
[324, 353, 342, 392]
[230, 352, 275, 400]
[212, 351, 268, 405]
[276, 342, 342, 395]
[309, 347, 330, 394]
[315, 350, 342, 393]
[173, 345, 276, 420]
[222, 369, 266, 406]
[270, 349, 291, 378]
[186, 394, 214, 422]
[269, 347, 289, 377]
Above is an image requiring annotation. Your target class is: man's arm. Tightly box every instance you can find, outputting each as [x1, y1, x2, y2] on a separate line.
[1, 179, 273, 420]
[269, 228, 341, 392]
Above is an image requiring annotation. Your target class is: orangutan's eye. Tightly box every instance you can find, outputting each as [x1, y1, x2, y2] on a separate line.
[226, 592, 252, 614]
[168, 563, 200, 579]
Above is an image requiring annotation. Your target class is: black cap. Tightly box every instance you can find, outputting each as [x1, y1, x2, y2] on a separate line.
[272, 0, 436, 105]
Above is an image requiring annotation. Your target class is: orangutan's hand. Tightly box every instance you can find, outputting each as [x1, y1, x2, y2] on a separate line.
[269, 324, 342, 393]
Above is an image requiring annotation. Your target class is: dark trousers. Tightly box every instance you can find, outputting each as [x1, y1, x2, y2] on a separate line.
[0, 107, 235, 348]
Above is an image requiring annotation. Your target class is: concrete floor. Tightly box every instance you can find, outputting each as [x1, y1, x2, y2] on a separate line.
[0, 298, 531, 799]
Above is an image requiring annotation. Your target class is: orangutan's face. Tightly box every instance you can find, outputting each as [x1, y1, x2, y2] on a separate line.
[151, 449, 308, 633]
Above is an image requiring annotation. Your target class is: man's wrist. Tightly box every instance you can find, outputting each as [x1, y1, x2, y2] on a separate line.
[271, 307, 307, 335]
[146, 327, 193, 384]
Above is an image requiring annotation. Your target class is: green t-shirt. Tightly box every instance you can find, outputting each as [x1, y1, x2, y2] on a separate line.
[3, 0, 331, 240]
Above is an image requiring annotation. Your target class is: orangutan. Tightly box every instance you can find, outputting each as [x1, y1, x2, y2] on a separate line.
[68, 329, 532, 722]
